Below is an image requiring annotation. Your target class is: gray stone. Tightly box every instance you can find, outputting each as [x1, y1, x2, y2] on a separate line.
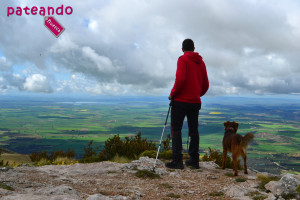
[33, 185, 78, 196]
[199, 161, 219, 170]
[122, 157, 168, 175]
[224, 185, 253, 200]
[265, 173, 300, 196]
[1, 194, 81, 200]
[87, 194, 127, 200]
[0, 167, 9, 172]
[265, 193, 276, 200]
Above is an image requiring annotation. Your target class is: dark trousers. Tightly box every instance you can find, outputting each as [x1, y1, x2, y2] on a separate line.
[171, 101, 201, 162]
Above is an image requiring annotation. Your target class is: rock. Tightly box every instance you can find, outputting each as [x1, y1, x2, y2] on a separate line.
[87, 194, 127, 200]
[265, 173, 300, 196]
[34, 185, 78, 196]
[265, 193, 277, 200]
[0, 167, 9, 172]
[1, 194, 81, 200]
[206, 175, 217, 180]
[247, 175, 257, 180]
[0, 159, 267, 199]
[169, 172, 180, 177]
[0, 188, 13, 196]
[1, 185, 81, 200]
[224, 185, 253, 200]
[199, 161, 219, 170]
[122, 157, 168, 175]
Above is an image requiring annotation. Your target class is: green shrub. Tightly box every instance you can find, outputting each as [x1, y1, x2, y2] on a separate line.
[101, 132, 156, 160]
[82, 140, 98, 159]
[37, 158, 51, 166]
[224, 172, 235, 177]
[166, 193, 181, 198]
[80, 155, 103, 163]
[80, 140, 106, 163]
[247, 191, 267, 200]
[235, 177, 247, 182]
[162, 134, 171, 151]
[135, 169, 161, 179]
[201, 147, 242, 170]
[0, 160, 9, 167]
[296, 185, 300, 194]
[80, 132, 157, 163]
[257, 174, 280, 190]
[110, 154, 132, 163]
[30, 149, 75, 163]
[160, 183, 173, 189]
[209, 191, 224, 196]
[0, 182, 14, 191]
[281, 193, 296, 200]
[52, 157, 77, 165]
[139, 150, 172, 159]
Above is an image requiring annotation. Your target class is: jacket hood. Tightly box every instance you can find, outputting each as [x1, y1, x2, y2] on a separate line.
[184, 52, 203, 64]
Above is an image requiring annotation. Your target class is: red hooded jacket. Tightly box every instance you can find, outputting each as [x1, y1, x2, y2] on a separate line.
[170, 51, 209, 103]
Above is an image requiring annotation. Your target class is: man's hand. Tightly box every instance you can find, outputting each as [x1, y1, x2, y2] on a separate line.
[168, 95, 172, 100]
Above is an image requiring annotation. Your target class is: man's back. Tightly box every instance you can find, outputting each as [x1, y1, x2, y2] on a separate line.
[170, 51, 209, 103]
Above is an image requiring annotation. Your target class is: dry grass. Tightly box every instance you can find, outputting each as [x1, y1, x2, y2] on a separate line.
[0, 153, 33, 166]
[52, 157, 77, 165]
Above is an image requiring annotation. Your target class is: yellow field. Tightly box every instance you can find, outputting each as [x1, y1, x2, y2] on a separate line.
[209, 112, 222, 114]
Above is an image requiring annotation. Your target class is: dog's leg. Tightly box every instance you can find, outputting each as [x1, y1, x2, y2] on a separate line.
[222, 149, 227, 169]
[232, 148, 238, 176]
[241, 150, 248, 174]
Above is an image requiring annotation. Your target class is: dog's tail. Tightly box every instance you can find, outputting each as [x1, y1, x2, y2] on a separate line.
[241, 133, 254, 149]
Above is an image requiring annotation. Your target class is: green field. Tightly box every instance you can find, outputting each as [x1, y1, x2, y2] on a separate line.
[0, 96, 299, 173]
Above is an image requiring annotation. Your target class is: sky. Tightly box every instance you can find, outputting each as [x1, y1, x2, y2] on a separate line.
[0, 0, 300, 97]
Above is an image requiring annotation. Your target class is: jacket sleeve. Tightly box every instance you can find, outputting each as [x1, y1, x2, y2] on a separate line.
[200, 61, 209, 97]
[170, 57, 186, 98]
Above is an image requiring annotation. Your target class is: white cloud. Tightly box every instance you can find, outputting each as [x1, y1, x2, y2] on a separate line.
[24, 74, 53, 93]
[1, 0, 300, 95]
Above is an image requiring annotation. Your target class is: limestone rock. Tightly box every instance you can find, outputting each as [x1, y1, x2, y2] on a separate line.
[265, 173, 300, 196]
[199, 161, 219, 170]
[122, 157, 168, 175]
[87, 194, 127, 200]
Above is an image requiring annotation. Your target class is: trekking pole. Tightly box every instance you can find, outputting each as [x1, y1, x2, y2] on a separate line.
[153, 100, 173, 172]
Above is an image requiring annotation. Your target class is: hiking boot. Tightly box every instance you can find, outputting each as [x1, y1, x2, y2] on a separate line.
[165, 161, 184, 169]
[185, 159, 200, 169]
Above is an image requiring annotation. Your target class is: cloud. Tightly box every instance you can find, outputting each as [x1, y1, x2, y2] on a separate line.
[1, 0, 300, 95]
[0, 56, 12, 71]
[23, 74, 53, 93]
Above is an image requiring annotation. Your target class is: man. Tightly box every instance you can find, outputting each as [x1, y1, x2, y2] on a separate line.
[166, 39, 209, 169]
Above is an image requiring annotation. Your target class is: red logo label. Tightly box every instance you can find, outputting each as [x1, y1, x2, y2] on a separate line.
[44, 16, 65, 38]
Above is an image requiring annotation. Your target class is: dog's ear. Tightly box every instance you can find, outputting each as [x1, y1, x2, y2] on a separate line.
[224, 121, 229, 128]
[233, 121, 239, 130]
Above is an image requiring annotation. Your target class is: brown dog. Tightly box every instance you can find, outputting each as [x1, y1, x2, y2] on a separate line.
[222, 121, 254, 176]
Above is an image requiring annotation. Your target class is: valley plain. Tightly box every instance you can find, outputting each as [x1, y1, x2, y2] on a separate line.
[0, 95, 299, 174]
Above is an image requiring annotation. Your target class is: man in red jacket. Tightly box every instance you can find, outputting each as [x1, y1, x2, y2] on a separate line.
[166, 39, 209, 169]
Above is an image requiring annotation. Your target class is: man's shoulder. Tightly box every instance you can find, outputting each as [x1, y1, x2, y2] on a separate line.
[178, 55, 187, 61]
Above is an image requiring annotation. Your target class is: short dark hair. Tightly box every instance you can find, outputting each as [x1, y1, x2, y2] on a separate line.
[182, 39, 194, 51]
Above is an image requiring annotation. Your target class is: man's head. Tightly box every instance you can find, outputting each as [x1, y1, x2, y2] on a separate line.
[182, 39, 195, 52]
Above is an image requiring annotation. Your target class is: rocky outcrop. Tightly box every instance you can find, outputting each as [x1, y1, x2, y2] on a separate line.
[0, 157, 299, 200]
[265, 173, 300, 198]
